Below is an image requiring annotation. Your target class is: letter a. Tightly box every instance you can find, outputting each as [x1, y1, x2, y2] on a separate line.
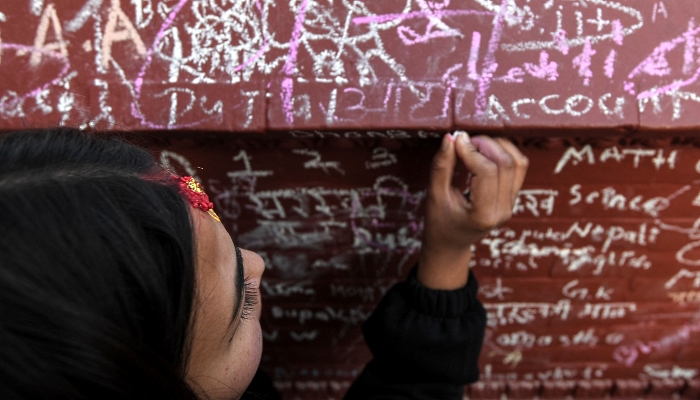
[102, 0, 146, 69]
[29, 4, 68, 66]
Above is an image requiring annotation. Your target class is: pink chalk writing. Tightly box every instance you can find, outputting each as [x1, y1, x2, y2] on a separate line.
[613, 320, 700, 367]
[474, 0, 508, 120]
[604, 49, 616, 79]
[611, 19, 624, 46]
[572, 38, 596, 86]
[626, 19, 700, 99]
[552, 29, 569, 55]
[0, 43, 70, 114]
[524, 51, 558, 81]
[131, 0, 191, 129]
[352, 9, 493, 26]
[281, 0, 309, 125]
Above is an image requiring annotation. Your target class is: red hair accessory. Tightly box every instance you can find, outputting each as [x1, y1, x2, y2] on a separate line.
[177, 176, 221, 222]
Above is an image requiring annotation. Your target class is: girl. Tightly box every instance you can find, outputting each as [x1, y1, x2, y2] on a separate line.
[0, 128, 527, 399]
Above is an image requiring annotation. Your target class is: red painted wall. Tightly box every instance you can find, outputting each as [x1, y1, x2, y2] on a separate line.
[2, 1, 700, 398]
[2, 0, 699, 133]
[155, 134, 700, 399]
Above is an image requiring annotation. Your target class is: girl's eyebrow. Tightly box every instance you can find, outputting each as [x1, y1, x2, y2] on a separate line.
[228, 242, 245, 332]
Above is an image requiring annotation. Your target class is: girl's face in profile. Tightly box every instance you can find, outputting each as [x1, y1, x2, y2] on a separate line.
[186, 210, 265, 399]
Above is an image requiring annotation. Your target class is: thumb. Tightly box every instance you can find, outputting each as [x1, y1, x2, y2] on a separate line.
[429, 133, 457, 201]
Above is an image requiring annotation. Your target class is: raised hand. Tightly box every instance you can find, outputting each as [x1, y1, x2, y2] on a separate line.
[417, 132, 529, 290]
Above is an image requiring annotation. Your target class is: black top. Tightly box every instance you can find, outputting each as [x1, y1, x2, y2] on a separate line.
[245, 267, 486, 400]
[344, 267, 486, 399]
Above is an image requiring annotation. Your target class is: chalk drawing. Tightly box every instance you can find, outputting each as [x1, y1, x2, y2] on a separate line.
[132, 0, 188, 128]
[6, 0, 699, 126]
[598, 92, 624, 117]
[494, 328, 600, 349]
[666, 268, 700, 289]
[3, 0, 699, 127]
[511, 98, 535, 118]
[30, 0, 45, 16]
[365, 148, 398, 170]
[563, 279, 614, 301]
[513, 189, 558, 217]
[482, 363, 609, 382]
[603, 49, 616, 78]
[473, 0, 508, 121]
[611, 19, 623, 45]
[644, 365, 698, 380]
[523, 50, 558, 81]
[159, 150, 200, 182]
[539, 94, 593, 116]
[668, 291, 700, 305]
[586, 8, 610, 32]
[0, 42, 71, 118]
[569, 184, 670, 217]
[613, 320, 700, 367]
[101, 0, 147, 69]
[468, 31, 482, 80]
[292, 149, 346, 175]
[651, 1, 668, 24]
[572, 38, 595, 86]
[24, 4, 68, 67]
[500, 0, 643, 54]
[677, 241, 700, 267]
[88, 78, 116, 129]
[302, 0, 414, 90]
[282, 0, 309, 124]
[555, 145, 677, 174]
[131, 0, 154, 29]
[399, 0, 467, 45]
[485, 300, 572, 327]
[481, 220, 657, 275]
[64, 0, 103, 32]
[479, 277, 513, 300]
[629, 19, 700, 101]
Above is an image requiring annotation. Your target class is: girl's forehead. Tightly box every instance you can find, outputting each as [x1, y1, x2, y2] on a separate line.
[190, 212, 238, 341]
[193, 212, 234, 279]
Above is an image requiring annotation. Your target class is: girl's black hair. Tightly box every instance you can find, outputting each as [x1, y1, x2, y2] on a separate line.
[0, 128, 199, 398]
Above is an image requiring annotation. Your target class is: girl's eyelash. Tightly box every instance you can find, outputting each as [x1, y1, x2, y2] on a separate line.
[241, 277, 258, 321]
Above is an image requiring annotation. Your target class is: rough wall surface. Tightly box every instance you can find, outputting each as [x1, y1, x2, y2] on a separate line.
[0, 0, 699, 132]
[152, 133, 700, 399]
[2, 1, 700, 399]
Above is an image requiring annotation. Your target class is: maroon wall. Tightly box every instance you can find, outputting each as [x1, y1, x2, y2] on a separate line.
[2, 0, 700, 133]
[156, 134, 700, 399]
[2, 1, 700, 398]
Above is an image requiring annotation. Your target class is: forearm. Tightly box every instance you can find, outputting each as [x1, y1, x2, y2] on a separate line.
[417, 133, 527, 290]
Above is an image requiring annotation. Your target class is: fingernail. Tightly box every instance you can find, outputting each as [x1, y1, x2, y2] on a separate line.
[453, 130, 470, 145]
[441, 134, 451, 151]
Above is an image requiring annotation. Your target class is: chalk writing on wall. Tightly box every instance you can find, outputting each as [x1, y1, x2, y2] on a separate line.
[152, 133, 700, 398]
[4, 0, 700, 397]
[1, 1, 700, 131]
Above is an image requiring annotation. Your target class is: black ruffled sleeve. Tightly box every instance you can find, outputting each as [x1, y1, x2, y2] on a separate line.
[344, 266, 486, 400]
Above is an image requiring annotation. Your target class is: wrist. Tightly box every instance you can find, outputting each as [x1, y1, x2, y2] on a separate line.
[417, 247, 473, 290]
